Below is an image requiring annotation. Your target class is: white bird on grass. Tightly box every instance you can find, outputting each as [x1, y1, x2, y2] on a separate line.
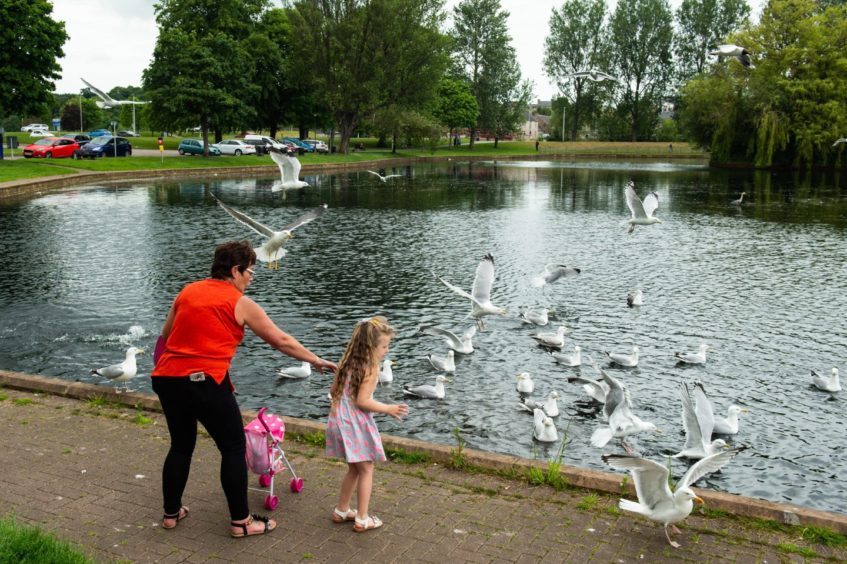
[519, 307, 550, 326]
[731, 192, 747, 205]
[710, 44, 754, 68]
[278, 361, 311, 379]
[434, 253, 507, 329]
[674, 344, 711, 365]
[366, 170, 403, 182]
[403, 375, 448, 399]
[674, 382, 728, 459]
[564, 69, 617, 82]
[607, 345, 639, 367]
[428, 350, 456, 373]
[624, 181, 661, 234]
[418, 324, 476, 354]
[516, 372, 535, 394]
[531, 264, 581, 288]
[519, 391, 561, 417]
[531, 325, 569, 349]
[551, 345, 582, 367]
[603, 446, 747, 548]
[268, 147, 309, 188]
[211, 194, 328, 270]
[626, 289, 643, 308]
[378, 359, 394, 384]
[591, 368, 659, 452]
[91, 346, 144, 391]
[533, 408, 559, 442]
[811, 368, 841, 392]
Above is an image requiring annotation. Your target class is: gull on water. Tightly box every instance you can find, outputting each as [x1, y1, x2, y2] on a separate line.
[590, 368, 658, 452]
[91, 346, 144, 390]
[673, 382, 728, 459]
[551, 345, 582, 367]
[418, 324, 476, 354]
[603, 447, 746, 548]
[268, 147, 309, 188]
[403, 375, 448, 399]
[624, 181, 661, 234]
[366, 170, 403, 182]
[516, 372, 535, 394]
[709, 44, 754, 68]
[695, 382, 747, 435]
[811, 368, 841, 392]
[428, 350, 456, 373]
[519, 307, 550, 326]
[564, 69, 617, 82]
[531, 325, 569, 349]
[531, 264, 581, 288]
[434, 253, 507, 329]
[731, 192, 747, 205]
[378, 359, 394, 384]
[533, 408, 559, 443]
[607, 345, 639, 367]
[674, 343, 711, 365]
[626, 289, 643, 308]
[519, 391, 560, 418]
[278, 361, 311, 379]
[211, 194, 328, 269]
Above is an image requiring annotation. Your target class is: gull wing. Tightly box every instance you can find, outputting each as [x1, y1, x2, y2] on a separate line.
[543, 264, 580, 284]
[601, 369, 625, 420]
[419, 325, 462, 349]
[567, 376, 608, 403]
[81, 77, 116, 106]
[434, 271, 482, 307]
[624, 181, 647, 219]
[642, 192, 659, 219]
[366, 170, 383, 179]
[279, 204, 328, 233]
[679, 383, 705, 451]
[594, 70, 617, 81]
[287, 155, 303, 182]
[461, 325, 477, 342]
[210, 194, 274, 238]
[712, 44, 742, 56]
[269, 149, 290, 181]
[693, 382, 716, 440]
[678, 447, 746, 490]
[566, 70, 591, 79]
[603, 454, 673, 510]
[384, 174, 403, 180]
[471, 254, 495, 305]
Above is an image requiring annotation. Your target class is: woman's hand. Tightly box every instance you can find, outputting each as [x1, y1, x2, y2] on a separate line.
[311, 357, 337, 374]
[386, 403, 409, 421]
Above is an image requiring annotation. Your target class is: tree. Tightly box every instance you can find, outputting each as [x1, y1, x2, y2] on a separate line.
[477, 53, 533, 147]
[674, 0, 750, 81]
[430, 78, 479, 139]
[609, 0, 674, 140]
[543, 0, 610, 140]
[60, 97, 103, 132]
[0, 0, 67, 118]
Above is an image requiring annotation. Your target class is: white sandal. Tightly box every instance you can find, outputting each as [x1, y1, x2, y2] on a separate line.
[353, 515, 383, 532]
[332, 507, 357, 523]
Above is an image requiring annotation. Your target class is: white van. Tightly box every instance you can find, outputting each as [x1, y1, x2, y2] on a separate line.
[244, 134, 287, 152]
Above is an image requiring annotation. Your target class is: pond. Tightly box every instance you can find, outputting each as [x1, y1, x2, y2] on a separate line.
[1, 159, 845, 514]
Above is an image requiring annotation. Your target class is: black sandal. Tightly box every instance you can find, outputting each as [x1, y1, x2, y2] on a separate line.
[162, 506, 189, 529]
[230, 514, 276, 538]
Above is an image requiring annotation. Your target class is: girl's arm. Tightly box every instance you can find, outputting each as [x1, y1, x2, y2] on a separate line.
[357, 369, 408, 420]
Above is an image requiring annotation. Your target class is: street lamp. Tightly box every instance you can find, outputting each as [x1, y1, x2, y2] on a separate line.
[79, 92, 84, 132]
[562, 104, 566, 142]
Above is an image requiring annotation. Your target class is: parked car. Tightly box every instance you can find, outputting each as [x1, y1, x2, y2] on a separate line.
[22, 137, 80, 159]
[76, 136, 132, 158]
[21, 123, 49, 133]
[244, 134, 289, 153]
[212, 139, 257, 156]
[29, 128, 52, 137]
[241, 138, 269, 155]
[177, 138, 221, 156]
[282, 137, 315, 154]
[303, 139, 329, 154]
[61, 133, 92, 147]
[117, 130, 141, 137]
[88, 129, 111, 138]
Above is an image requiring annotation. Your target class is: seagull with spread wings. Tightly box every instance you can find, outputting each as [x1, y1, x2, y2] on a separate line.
[418, 324, 476, 354]
[709, 44, 754, 68]
[590, 368, 659, 453]
[81, 78, 149, 108]
[624, 181, 661, 233]
[673, 382, 728, 459]
[564, 69, 618, 82]
[366, 170, 403, 182]
[268, 147, 309, 189]
[434, 253, 506, 329]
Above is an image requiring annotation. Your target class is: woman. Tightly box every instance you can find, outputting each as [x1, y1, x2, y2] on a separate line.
[152, 240, 337, 537]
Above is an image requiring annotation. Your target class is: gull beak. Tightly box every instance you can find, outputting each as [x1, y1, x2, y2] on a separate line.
[656, 218, 663, 223]
[693, 496, 704, 506]
[390, 360, 396, 366]
[741, 408, 749, 413]
[654, 428, 663, 434]
[137, 349, 145, 355]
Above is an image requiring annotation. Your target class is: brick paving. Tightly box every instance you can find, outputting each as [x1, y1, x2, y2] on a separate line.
[1, 385, 844, 563]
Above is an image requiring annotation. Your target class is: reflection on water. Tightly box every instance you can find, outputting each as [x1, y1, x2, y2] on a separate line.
[1, 161, 846, 514]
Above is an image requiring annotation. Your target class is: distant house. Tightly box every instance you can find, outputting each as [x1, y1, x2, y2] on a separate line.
[659, 98, 676, 120]
[519, 99, 552, 139]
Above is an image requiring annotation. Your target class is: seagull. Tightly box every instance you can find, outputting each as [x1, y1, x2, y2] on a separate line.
[627, 289, 643, 308]
[533, 408, 559, 442]
[567, 375, 609, 404]
[91, 346, 144, 390]
[591, 368, 658, 452]
[730, 192, 746, 205]
[403, 375, 448, 399]
[519, 391, 561, 417]
[692, 381, 747, 436]
[366, 170, 403, 182]
[673, 382, 728, 459]
[81, 78, 148, 108]
[832, 138, 847, 147]
[811, 368, 841, 392]
[210, 194, 328, 270]
[418, 324, 476, 354]
[428, 350, 456, 373]
[551, 345, 582, 367]
[709, 44, 754, 68]
[278, 361, 311, 379]
[378, 359, 394, 384]
[519, 307, 550, 326]
[269, 147, 310, 188]
[564, 69, 617, 82]
[603, 447, 747, 548]
[607, 345, 639, 367]
[674, 344, 711, 365]
[434, 253, 507, 329]
[516, 372, 535, 394]
[531, 264, 581, 288]
[624, 181, 661, 234]
[531, 325, 569, 349]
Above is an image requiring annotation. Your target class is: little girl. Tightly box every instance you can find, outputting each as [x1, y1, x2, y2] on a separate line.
[326, 316, 409, 532]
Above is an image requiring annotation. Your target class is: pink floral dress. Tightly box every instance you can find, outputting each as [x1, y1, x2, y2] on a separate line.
[326, 381, 386, 463]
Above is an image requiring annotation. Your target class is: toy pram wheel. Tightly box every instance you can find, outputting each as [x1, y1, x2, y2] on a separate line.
[290, 477, 303, 493]
[264, 495, 279, 510]
[259, 474, 271, 488]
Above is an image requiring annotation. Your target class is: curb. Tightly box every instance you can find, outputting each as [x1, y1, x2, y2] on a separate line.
[2, 369, 845, 534]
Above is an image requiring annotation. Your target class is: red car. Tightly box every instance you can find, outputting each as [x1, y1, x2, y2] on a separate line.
[22, 137, 80, 159]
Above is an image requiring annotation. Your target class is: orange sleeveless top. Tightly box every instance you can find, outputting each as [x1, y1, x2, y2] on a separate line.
[152, 279, 245, 384]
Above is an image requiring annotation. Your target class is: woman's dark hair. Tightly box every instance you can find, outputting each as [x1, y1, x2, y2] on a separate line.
[210, 241, 256, 279]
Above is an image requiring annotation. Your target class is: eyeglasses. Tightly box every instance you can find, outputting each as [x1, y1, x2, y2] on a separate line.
[245, 268, 255, 277]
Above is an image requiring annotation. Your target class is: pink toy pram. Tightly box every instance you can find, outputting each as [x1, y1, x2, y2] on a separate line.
[244, 407, 303, 510]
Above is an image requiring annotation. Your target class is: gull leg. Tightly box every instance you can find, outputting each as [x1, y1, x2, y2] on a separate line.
[621, 439, 635, 455]
[671, 525, 682, 534]
[665, 524, 681, 548]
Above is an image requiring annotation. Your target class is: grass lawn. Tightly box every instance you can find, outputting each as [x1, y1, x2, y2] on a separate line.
[0, 516, 93, 563]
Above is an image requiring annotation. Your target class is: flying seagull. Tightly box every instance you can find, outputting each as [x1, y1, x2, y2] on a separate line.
[591, 368, 659, 452]
[434, 253, 507, 329]
[832, 138, 847, 147]
[210, 194, 328, 270]
[564, 69, 618, 82]
[81, 78, 149, 108]
[366, 170, 403, 182]
[709, 44, 754, 68]
[531, 264, 580, 288]
[624, 181, 661, 233]
[418, 324, 476, 354]
[673, 382, 728, 459]
[268, 147, 309, 189]
[697, 382, 747, 435]
[91, 346, 144, 390]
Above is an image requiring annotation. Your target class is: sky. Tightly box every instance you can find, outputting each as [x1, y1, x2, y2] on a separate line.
[49, 0, 764, 102]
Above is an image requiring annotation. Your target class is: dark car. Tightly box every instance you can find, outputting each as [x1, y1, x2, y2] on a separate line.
[76, 136, 132, 158]
[282, 137, 315, 154]
[241, 138, 269, 155]
[61, 133, 92, 147]
[88, 129, 111, 138]
[177, 139, 221, 156]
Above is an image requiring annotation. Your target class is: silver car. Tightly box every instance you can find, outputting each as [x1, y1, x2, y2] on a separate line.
[211, 139, 258, 156]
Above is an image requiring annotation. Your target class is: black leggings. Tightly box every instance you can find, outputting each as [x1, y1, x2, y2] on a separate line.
[152, 375, 249, 521]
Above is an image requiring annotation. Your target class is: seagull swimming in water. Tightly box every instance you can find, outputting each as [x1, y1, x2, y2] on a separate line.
[811, 368, 841, 392]
[531, 264, 581, 288]
[533, 408, 559, 442]
[673, 382, 728, 459]
[278, 361, 311, 379]
[418, 324, 476, 354]
[378, 359, 394, 384]
[516, 372, 535, 394]
[551, 345, 582, 367]
[434, 253, 507, 329]
[607, 345, 639, 367]
[627, 289, 644, 308]
[519, 307, 550, 326]
[674, 344, 711, 365]
[366, 170, 403, 182]
[531, 325, 569, 349]
[696, 382, 747, 435]
[519, 390, 561, 417]
[709, 44, 754, 68]
[624, 181, 661, 234]
[268, 147, 309, 189]
[428, 350, 456, 373]
[403, 375, 448, 399]
[211, 194, 328, 270]
[91, 346, 144, 390]
[603, 446, 747, 548]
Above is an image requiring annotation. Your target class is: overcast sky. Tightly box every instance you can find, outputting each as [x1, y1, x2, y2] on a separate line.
[49, 0, 763, 102]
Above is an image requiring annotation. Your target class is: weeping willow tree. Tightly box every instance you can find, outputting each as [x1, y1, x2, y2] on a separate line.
[753, 109, 788, 167]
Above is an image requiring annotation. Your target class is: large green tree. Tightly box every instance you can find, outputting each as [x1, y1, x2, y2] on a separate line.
[430, 78, 479, 139]
[543, 0, 609, 140]
[0, 0, 67, 119]
[477, 52, 533, 147]
[674, 0, 750, 81]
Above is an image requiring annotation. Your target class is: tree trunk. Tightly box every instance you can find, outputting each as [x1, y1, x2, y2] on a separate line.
[269, 126, 278, 139]
[392, 133, 397, 154]
[202, 126, 209, 157]
[469, 126, 477, 149]
[298, 126, 309, 139]
[494, 137, 499, 148]
[337, 112, 358, 154]
[214, 128, 222, 144]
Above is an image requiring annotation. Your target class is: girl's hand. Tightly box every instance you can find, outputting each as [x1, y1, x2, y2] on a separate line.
[387, 403, 409, 420]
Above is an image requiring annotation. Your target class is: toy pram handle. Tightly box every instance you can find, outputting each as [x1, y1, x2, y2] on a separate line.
[257, 407, 273, 434]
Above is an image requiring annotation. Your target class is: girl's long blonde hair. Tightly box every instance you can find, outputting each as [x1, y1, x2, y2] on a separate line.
[331, 316, 395, 405]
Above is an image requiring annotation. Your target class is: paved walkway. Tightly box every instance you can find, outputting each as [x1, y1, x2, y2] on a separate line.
[1, 384, 844, 563]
